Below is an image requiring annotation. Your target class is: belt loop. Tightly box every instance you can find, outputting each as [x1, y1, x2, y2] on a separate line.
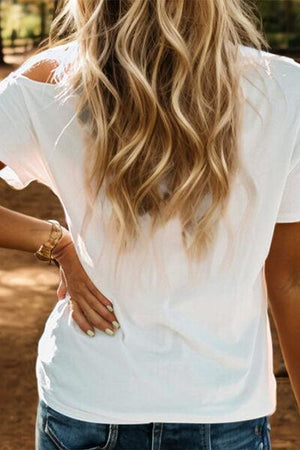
[199, 423, 212, 450]
[107, 424, 119, 449]
[207, 423, 212, 450]
[158, 423, 163, 450]
[151, 423, 164, 450]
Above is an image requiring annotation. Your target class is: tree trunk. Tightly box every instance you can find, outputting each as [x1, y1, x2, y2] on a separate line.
[40, 1, 46, 41]
[0, 0, 5, 65]
[285, 0, 292, 47]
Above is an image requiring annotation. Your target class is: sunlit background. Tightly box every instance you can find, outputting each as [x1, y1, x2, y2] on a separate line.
[0, 1, 300, 449]
[0, 0, 299, 65]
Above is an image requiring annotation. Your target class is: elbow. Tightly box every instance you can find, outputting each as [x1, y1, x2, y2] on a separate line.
[265, 268, 300, 303]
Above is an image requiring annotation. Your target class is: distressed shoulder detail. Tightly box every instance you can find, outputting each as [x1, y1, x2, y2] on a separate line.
[11, 41, 78, 85]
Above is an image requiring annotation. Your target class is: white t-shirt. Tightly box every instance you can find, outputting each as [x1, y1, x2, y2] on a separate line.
[1, 42, 300, 424]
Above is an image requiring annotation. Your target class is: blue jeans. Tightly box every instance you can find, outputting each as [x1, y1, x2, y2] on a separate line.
[35, 398, 272, 449]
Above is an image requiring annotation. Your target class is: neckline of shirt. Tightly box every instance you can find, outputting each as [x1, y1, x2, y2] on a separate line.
[15, 44, 260, 93]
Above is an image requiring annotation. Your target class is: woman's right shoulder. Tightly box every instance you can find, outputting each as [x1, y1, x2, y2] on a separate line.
[11, 41, 78, 85]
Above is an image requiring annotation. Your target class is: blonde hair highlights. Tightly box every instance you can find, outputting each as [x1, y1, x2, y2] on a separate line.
[33, 0, 268, 280]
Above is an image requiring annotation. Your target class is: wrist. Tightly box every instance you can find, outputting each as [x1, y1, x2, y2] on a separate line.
[51, 226, 73, 260]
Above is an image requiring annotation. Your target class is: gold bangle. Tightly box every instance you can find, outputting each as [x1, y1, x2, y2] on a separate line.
[34, 219, 62, 266]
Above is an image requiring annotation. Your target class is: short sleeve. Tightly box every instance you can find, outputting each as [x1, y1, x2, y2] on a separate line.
[276, 127, 300, 223]
[0, 72, 46, 190]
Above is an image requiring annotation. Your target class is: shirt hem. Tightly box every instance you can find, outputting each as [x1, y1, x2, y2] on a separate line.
[38, 390, 277, 425]
[276, 213, 300, 223]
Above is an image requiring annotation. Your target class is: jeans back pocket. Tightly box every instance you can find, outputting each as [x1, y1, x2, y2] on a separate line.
[44, 404, 118, 450]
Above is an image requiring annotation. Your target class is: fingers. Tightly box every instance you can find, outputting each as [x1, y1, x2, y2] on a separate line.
[69, 298, 96, 337]
[74, 295, 118, 336]
[63, 268, 120, 336]
[68, 287, 121, 337]
[83, 289, 119, 324]
[85, 282, 115, 313]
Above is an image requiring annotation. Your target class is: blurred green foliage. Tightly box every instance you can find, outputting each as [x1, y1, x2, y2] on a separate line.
[0, 0, 54, 46]
[2, 3, 39, 39]
[0, 0, 299, 50]
[256, 0, 300, 49]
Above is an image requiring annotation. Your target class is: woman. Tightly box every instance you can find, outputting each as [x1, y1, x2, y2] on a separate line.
[0, 0, 299, 448]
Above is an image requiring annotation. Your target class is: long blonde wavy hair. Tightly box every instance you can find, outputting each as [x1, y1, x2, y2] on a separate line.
[31, 0, 268, 275]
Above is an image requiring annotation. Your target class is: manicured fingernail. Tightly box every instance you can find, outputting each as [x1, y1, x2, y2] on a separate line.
[105, 328, 114, 336]
[112, 321, 120, 329]
[86, 330, 95, 337]
[106, 305, 114, 312]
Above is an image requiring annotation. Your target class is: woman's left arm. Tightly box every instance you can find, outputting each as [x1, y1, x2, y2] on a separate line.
[0, 204, 120, 336]
[0, 204, 70, 253]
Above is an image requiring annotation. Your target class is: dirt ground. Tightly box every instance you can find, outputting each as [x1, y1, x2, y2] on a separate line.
[0, 55, 300, 449]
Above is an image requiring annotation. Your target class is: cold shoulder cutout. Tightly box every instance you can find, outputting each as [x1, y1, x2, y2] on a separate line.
[20, 59, 60, 85]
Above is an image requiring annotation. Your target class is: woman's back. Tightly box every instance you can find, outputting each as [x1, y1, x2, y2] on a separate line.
[0, 41, 300, 424]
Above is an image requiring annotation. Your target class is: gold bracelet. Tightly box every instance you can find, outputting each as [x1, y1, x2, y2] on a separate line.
[34, 219, 62, 267]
